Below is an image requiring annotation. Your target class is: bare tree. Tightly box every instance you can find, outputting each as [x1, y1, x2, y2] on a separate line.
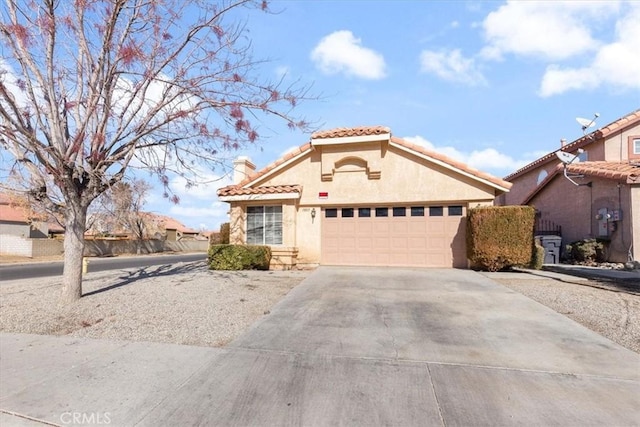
[90, 179, 154, 253]
[0, 0, 311, 303]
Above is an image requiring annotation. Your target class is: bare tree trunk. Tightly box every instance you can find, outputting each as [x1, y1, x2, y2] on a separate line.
[61, 207, 88, 304]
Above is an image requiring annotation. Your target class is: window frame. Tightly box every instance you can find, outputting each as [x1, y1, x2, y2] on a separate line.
[325, 208, 338, 218]
[375, 207, 389, 217]
[429, 206, 444, 217]
[246, 205, 283, 245]
[448, 206, 463, 216]
[629, 136, 640, 160]
[392, 207, 406, 217]
[358, 208, 371, 218]
[410, 206, 425, 217]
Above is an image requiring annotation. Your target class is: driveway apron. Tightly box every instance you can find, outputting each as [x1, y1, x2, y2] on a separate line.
[144, 267, 639, 426]
[1, 267, 638, 426]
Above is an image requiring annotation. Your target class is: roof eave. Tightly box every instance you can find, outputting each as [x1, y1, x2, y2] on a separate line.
[219, 192, 301, 202]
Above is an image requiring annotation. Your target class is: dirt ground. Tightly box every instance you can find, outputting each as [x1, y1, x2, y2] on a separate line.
[493, 274, 639, 353]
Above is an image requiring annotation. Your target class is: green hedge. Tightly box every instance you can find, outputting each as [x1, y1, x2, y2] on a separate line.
[219, 223, 230, 244]
[530, 240, 545, 270]
[466, 206, 535, 271]
[208, 244, 271, 270]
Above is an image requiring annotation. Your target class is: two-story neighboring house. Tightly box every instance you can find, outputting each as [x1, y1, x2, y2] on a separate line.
[498, 110, 640, 263]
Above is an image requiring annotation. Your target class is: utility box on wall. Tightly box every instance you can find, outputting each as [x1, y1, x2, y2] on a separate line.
[596, 208, 609, 237]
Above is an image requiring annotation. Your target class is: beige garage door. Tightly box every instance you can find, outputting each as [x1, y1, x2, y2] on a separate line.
[321, 206, 466, 268]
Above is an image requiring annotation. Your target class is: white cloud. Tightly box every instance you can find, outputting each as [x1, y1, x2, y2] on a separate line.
[0, 59, 32, 109]
[170, 173, 232, 201]
[420, 49, 487, 86]
[539, 3, 640, 96]
[169, 202, 228, 219]
[480, 1, 620, 61]
[404, 135, 533, 174]
[310, 30, 387, 80]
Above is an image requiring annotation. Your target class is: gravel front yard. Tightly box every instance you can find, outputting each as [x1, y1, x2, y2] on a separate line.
[0, 260, 310, 347]
[1, 262, 638, 354]
[491, 272, 640, 353]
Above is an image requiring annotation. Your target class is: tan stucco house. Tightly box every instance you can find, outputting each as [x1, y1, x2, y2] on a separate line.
[217, 126, 512, 269]
[498, 109, 640, 263]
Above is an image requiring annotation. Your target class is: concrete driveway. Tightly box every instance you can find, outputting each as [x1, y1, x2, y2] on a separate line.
[1, 267, 639, 426]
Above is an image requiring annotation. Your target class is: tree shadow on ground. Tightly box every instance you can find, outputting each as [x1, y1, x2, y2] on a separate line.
[83, 261, 206, 297]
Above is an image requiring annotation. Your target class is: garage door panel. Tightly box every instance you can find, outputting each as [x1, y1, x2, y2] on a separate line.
[321, 207, 465, 267]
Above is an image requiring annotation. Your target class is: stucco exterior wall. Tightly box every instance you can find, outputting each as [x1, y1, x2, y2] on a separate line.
[605, 126, 640, 161]
[0, 223, 31, 237]
[500, 166, 555, 206]
[226, 141, 504, 267]
[631, 185, 640, 262]
[530, 176, 635, 262]
[259, 144, 498, 206]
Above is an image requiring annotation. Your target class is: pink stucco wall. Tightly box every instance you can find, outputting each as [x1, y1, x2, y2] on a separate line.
[530, 176, 635, 262]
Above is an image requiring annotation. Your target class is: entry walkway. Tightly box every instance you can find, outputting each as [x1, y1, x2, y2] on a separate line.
[1, 267, 639, 426]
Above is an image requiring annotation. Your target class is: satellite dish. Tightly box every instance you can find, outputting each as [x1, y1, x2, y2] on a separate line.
[555, 151, 579, 164]
[576, 113, 599, 135]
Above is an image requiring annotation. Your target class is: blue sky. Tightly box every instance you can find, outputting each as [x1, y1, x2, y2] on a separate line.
[146, 0, 640, 232]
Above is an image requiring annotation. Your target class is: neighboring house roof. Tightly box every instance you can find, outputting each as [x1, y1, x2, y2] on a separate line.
[0, 202, 30, 223]
[218, 126, 512, 196]
[504, 109, 640, 181]
[0, 193, 47, 224]
[523, 161, 640, 204]
[149, 213, 200, 234]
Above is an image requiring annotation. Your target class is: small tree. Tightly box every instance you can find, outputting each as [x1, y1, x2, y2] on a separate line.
[0, 0, 311, 303]
[91, 179, 153, 253]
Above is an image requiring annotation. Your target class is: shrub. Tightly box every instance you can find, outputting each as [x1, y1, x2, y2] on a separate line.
[208, 244, 271, 270]
[467, 205, 536, 272]
[219, 222, 230, 244]
[530, 240, 545, 270]
[565, 239, 606, 264]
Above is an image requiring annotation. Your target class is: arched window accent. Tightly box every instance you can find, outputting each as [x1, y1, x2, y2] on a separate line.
[537, 169, 548, 185]
[334, 156, 368, 172]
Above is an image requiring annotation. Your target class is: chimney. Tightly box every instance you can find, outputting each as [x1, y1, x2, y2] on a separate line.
[560, 138, 567, 148]
[233, 156, 256, 184]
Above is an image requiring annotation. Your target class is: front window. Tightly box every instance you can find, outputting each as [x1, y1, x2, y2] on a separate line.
[635, 139, 640, 154]
[246, 206, 282, 245]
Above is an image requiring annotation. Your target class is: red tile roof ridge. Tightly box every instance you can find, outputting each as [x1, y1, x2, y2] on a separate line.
[311, 126, 391, 139]
[390, 136, 512, 190]
[504, 109, 640, 181]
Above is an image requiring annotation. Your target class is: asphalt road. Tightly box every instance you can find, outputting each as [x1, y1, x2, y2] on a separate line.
[0, 253, 207, 281]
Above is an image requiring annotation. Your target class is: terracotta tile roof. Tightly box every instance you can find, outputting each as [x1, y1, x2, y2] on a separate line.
[0, 203, 30, 223]
[144, 213, 199, 234]
[567, 161, 640, 183]
[217, 185, 302, 197]
[504, 109, 640, 181]
[311, 126, 391, 139]
[523, 161, 640, 204]
[390, 136, 512, 190]
[221, 126, 511, 195]
[0, 193, 47, 224]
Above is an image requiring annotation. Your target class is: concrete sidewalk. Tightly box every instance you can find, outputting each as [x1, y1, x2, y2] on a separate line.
[1, 267, 639, 426]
